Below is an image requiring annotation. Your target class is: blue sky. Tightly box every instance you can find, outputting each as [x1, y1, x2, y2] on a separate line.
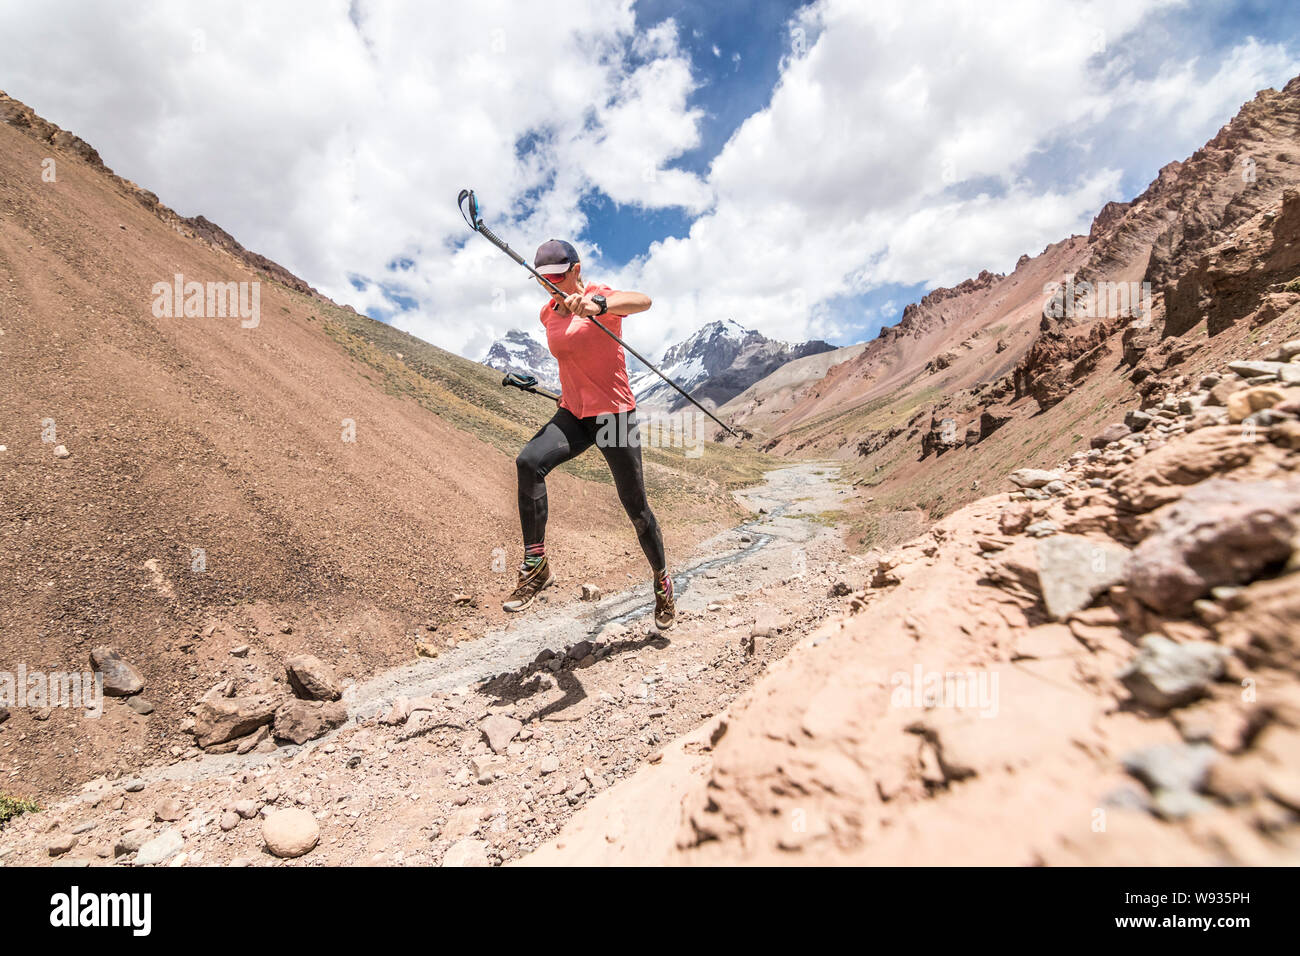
[2, 0, 1298, 358]
[579, 0, 799, 264]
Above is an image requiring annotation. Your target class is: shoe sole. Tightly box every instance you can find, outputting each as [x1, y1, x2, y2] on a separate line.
[502, 572, 555, 612]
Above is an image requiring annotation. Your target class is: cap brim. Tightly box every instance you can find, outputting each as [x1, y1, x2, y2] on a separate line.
[534, 263, 571, 276]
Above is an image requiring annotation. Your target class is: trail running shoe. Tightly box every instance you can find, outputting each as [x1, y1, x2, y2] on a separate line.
[654, 584, 676, 630]
[502, 557, 554, 612]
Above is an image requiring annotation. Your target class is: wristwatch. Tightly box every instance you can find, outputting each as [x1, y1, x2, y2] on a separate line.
[591, 294, 608, 316]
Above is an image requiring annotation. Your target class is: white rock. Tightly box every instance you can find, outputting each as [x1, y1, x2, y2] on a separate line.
[261, 808, 320, 858]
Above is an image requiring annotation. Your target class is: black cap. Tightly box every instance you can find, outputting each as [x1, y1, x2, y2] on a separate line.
[534, 239, 579, 276]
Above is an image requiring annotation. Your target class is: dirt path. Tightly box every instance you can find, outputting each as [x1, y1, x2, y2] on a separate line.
[2, 462, 865, 867]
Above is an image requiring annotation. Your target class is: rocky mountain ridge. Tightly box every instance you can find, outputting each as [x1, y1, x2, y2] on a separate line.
[481, 328, 561, 391]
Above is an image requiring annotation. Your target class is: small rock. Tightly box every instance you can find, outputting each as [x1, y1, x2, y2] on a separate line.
[580, 583, 602, 601]
[284, 654, 342, 701]
[89, 646, 144, 697]
[53, 444, 71, 459]
[154, 798, 184, 823]
[1090, 424, 1131, 448]
[1227, 385, 1288, 423]
[442, 838, 489, 867]
[480, 713, 523, 754]
[1008, 469, 1064, 489]
[1122, 742, 1217, 795]
[1118, 635, 1226, 711]
[1150, 788, 1214, 821]
[47, 834, 77, 857]
[1123, 409, 1153, 431]
[261, 808, 320, 858]
[1229, 360, 1290, 378]
[1035, 535, 1130, 619]
[135, 828, 184, 866]
[998, 503, 1034, 535]
[114, 830, 150, 857]
[127, 697, 155, 715]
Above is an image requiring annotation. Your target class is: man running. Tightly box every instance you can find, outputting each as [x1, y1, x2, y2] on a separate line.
[503, 238, 675, 630]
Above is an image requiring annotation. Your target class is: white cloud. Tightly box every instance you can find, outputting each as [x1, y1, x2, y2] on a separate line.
[602, 0, 1299, 352]
[0, 0, 708, 359]
[1, 0, 1297, 363]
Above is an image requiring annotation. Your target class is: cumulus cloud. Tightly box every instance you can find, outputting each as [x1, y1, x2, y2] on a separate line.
[0, 0, 709, 358]
[1, 0, 1296, 361]
[604, 0, 1298, 350]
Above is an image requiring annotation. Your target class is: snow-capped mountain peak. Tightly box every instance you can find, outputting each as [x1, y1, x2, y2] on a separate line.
[481, 328, 560, 391]
[633, 320, 834, 411]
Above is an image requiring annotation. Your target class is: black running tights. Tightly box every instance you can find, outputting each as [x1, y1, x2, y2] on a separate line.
[516, 408, 666, 572]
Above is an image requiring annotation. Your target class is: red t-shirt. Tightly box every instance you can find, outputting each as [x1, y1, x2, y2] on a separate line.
[538, 283, 636, 418]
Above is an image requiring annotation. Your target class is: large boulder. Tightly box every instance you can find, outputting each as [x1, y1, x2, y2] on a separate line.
[284, 654, 342, 701]
[1126, 478, 1300, 614]
[89, 646, 144, 697]
[192, 687, 283, 749]
[271, 698, 348, 745]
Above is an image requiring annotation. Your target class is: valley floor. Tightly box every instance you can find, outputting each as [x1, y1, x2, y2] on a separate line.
[0, 463, 862, 867]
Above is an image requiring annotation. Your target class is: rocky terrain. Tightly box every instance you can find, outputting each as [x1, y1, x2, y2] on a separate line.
[0, 464, 860, 867]
[632, 318, 834, 411]
[523, 351, 1300, 865]
[7, 347, 1296, 867]
[3, 73, 1299, 869]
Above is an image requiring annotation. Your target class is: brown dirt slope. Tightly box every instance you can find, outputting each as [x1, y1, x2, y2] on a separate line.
[0, 93, 759, 800]
[722, 75, 1300, 545]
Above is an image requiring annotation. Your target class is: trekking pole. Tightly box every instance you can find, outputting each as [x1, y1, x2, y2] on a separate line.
[458, 188, 741, 438]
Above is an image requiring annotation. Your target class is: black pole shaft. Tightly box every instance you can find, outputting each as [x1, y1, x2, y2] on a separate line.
[470, 217, 740, 438]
